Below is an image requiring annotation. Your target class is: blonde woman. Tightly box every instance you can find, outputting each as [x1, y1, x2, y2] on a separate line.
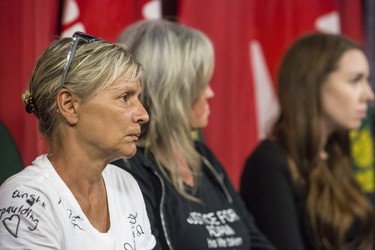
[114, 20, 274, 250]
[0, 32, 155, 249]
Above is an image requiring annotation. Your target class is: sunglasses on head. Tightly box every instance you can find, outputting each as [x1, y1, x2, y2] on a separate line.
[60, 31, 102, 87]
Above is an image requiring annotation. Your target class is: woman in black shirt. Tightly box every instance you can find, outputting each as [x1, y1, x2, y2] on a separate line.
[240, 33, 375, 250]
[113, 19, 274, 250]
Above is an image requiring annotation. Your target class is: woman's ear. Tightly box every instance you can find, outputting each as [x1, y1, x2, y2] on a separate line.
[56, 88, 80, 125]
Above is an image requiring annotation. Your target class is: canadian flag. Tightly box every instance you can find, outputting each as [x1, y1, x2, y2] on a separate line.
[179, 0, 371, 190]
[60, 0, 160, 40]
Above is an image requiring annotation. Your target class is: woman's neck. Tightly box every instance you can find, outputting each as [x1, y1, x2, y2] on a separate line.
[48, 153, 110, 232]
[173, 146, 195, 187]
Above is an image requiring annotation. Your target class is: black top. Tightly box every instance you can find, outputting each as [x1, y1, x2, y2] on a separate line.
[240, 140, 367, 250]
[113, 141, 275, 250]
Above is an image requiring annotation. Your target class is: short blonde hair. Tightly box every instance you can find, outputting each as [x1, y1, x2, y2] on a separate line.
[23, 36, 142, 141]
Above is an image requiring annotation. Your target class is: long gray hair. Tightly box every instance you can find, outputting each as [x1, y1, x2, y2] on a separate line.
[117, 19, 214, 200]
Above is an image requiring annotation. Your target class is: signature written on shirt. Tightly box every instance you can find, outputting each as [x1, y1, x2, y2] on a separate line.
[123, 212, 145, 250]
[0, 189, 46, 238]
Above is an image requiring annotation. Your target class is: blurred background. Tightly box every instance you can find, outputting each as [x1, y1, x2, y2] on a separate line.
[1, 0, 374, 191]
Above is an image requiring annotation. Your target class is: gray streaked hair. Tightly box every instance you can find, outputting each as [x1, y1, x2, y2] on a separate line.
[117, 20, 214, 200]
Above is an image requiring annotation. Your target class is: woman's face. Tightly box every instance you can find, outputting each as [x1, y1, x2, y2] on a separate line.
[321, 49, 374, 134]
[190, 85, 214, 129]
[76, 79, 149, 161]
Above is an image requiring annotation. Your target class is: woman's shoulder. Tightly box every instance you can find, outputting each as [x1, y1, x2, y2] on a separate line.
[104, 163, 140, 188]
[194, 141, 226, 172]
[1, 155, 58, 194]
[249, 139, 287, 163]
[253, 139, 284, 154]
[194, 140, 213, 155]
[194, 141, 222, 165]
[0, 170, 50, 201]
[243, 139, 289, 177]
[111, 149, 159, 180]
[109, 150, 162, 193]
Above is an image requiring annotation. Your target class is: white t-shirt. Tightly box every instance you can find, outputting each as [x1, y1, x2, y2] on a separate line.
[0, 155, 156, 250]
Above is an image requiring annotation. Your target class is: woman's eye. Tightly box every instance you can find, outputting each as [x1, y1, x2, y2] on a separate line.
[122, 94, 128, 101]
[350, 74, 364, 84]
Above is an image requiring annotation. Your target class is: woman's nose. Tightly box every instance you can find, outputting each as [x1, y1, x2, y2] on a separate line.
[364, 82, 375, 102]
[134, 102, 149, 124]
[205, 85, 214, 99]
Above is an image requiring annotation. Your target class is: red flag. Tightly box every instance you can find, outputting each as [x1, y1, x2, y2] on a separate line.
[0, 0, 160, 168]
[179, 0, 339, 189]
[0, 0, 59, 166]
[61, 0, 160, 40]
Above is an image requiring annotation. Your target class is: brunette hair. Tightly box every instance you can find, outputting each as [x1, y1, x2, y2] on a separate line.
[273, 32, 374, 249]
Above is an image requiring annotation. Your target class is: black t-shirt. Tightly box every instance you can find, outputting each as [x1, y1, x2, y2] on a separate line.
[240, 140, 309, 250]
[240, 140, 369, 250]
[112, 142, 275, 250]
[169, 173, 251, 250]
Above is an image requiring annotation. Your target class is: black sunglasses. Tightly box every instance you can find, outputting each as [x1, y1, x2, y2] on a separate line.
[60, 31, 101, 87]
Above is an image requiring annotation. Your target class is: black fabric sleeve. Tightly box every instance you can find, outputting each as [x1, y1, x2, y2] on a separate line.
[240, 141, 306, 250]
[196, 142, 276, 250]
[112, 156, 164, 250]
[229, 178, 276, 250]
